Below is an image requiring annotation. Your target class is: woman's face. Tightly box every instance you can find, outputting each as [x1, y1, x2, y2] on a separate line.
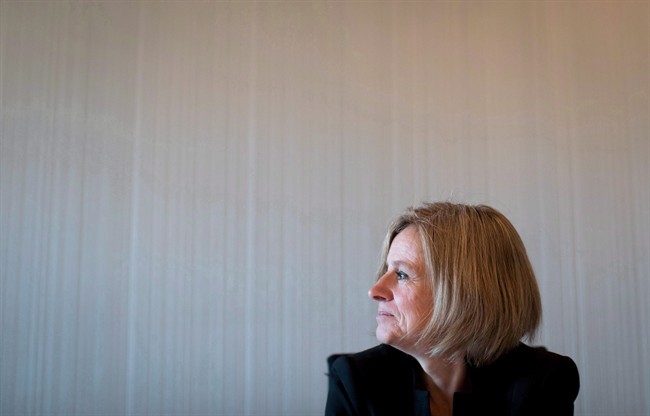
[368, 225, 433, 353]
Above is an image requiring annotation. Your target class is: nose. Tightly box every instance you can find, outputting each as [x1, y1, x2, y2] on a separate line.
[368, 273, 393, 301]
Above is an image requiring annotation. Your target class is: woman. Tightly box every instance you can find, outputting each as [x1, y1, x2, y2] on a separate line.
[325, 202, 579, 416]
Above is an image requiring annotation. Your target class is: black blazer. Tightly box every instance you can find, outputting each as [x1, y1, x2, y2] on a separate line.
[325, 343, 579, 416]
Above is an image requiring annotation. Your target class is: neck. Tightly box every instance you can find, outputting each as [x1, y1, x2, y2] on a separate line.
[415, 354, 469, 400]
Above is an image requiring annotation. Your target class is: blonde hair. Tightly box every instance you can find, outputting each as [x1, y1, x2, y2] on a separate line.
[377, 202, 541, 367]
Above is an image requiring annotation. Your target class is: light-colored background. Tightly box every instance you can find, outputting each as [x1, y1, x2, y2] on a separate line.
[1, 1, 648, 415]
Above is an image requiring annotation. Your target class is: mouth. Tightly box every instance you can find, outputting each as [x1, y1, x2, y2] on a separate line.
[377, 310, 394, 318]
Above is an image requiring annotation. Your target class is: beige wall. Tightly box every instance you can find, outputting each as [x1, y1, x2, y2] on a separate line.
[1, 1, 648, 415]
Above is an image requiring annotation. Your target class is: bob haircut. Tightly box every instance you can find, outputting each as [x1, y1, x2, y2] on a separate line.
[377, 202, 541, 367]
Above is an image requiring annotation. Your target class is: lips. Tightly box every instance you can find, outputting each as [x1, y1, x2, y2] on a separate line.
[377, 310, 394, 317]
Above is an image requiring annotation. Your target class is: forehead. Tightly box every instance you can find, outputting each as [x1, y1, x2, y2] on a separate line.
[387, 225, 423, 265]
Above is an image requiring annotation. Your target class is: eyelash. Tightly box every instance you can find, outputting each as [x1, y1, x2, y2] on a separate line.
[396, 271, 409, 281]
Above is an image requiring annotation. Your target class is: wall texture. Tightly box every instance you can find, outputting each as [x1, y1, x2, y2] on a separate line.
[1, 1, 648, 415]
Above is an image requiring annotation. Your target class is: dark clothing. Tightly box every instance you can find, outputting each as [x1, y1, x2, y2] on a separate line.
[325, 343, 579, 416]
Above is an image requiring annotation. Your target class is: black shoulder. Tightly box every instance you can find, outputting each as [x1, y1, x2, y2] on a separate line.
[473, 344, 580, 415]
[325, 345, 417, 416]
[524, 345, 580, 408]
[511, 343, 580, 397]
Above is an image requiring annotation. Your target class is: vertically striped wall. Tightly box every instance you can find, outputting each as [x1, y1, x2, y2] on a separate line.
[1, 2, 648, 415]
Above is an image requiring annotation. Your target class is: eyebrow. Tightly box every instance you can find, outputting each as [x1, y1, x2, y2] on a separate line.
[386, 260, 416, 270]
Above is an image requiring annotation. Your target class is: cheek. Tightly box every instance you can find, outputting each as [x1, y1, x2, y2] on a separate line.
[404, 291, 433, 324]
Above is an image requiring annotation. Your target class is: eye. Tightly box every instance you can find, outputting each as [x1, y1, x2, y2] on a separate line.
[396, 271, 409, 281]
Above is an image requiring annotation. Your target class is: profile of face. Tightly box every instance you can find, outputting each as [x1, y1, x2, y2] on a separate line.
[368, 225, 433, 353]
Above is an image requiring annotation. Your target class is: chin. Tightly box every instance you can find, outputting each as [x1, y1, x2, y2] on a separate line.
[375, 328, 395, 345]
